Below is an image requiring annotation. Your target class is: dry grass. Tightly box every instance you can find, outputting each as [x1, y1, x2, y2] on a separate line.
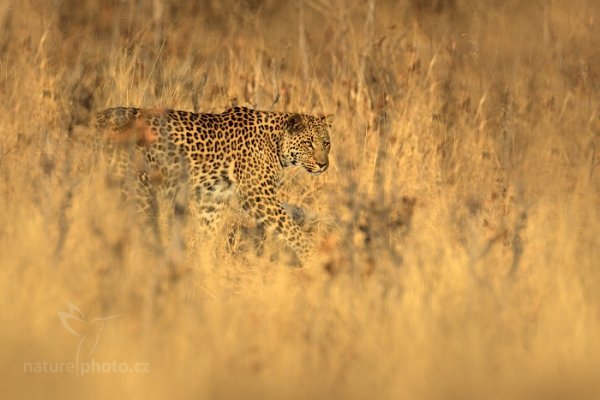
[1, 0, 600, 399]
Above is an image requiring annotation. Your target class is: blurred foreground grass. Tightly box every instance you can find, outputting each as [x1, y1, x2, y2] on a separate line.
[1, 0, 600, 398]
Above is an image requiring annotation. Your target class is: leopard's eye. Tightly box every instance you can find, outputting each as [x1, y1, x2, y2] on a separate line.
[303, 140, 313, 147]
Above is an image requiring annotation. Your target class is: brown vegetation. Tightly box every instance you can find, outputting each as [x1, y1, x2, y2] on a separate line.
[1, 0, 600, 399]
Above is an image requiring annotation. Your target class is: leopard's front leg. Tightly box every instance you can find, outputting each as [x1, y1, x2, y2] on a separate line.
[237, 182, 311, 263]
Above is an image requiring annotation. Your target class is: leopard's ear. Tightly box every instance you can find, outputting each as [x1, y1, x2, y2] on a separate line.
[320, 114, 334, 127]
[286, 114, 304, 134]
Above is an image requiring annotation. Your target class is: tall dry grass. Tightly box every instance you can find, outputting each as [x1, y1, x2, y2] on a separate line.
[1, 0, 600, 398]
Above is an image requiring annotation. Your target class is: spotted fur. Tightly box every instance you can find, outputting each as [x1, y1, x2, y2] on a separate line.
[94, 106, 332, 260]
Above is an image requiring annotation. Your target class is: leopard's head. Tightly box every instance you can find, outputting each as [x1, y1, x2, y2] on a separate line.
[282, 113, 332, 175]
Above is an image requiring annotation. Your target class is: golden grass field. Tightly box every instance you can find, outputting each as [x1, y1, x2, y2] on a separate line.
[1, 0, 600, 398]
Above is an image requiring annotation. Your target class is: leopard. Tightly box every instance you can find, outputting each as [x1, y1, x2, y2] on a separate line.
[93, 105, 332, 261]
